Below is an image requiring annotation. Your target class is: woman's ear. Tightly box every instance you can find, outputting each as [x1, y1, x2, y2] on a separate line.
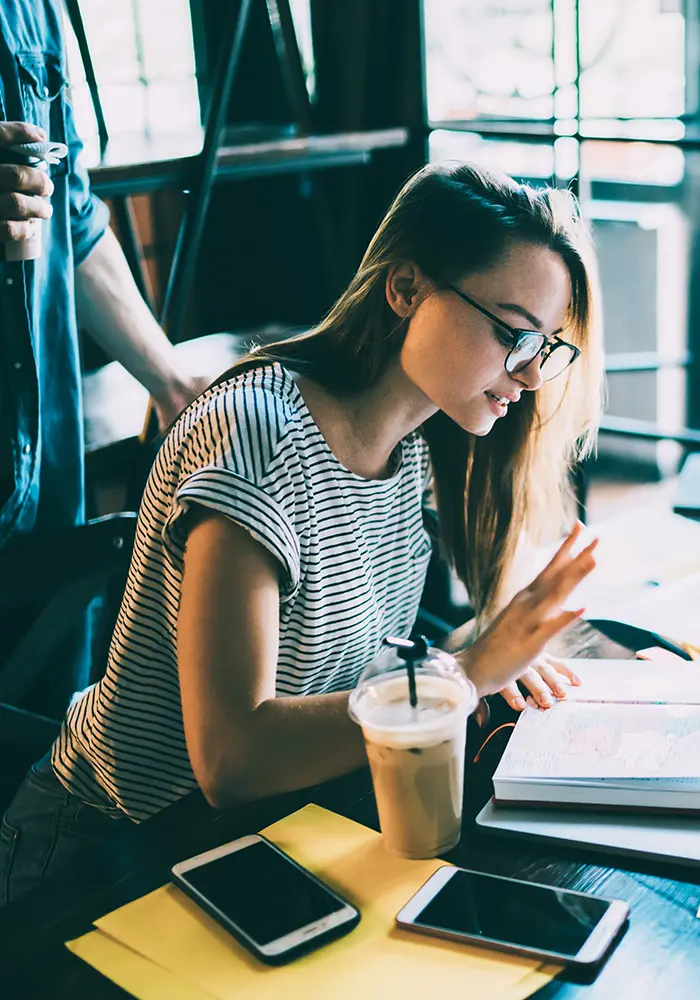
[386, 262, 427, 318]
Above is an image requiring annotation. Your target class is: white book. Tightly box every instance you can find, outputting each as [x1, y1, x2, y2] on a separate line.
[558, 659, 700, 705]
[492, 660, 700, 813]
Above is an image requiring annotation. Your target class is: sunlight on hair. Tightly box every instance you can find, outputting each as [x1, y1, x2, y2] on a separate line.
[210, 161, 605, 623]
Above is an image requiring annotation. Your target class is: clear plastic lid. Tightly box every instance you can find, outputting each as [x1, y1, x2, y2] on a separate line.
[7, 141, 68, 166]
[348, 636, 478, 747]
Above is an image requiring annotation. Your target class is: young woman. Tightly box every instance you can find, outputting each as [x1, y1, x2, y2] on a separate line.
[0, 162, 602, 905]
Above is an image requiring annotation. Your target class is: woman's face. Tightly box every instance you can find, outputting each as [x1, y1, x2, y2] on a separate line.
[397, 241, 573, 436]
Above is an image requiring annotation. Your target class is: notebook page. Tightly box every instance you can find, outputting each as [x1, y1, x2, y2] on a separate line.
[496, 702, 700, 780]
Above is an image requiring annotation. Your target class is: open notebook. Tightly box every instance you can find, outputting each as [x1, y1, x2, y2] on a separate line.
[492, 660, 700, 813]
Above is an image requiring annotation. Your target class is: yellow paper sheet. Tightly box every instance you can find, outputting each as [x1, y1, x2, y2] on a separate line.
[68, 928, 558, 1000]
[66, 930, 214, 1000]
[81, 804, 559, 1000]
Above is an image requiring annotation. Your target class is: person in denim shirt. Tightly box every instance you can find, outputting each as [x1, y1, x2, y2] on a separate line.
[0, 0, 205, 546]
[0, 1, 208, 904]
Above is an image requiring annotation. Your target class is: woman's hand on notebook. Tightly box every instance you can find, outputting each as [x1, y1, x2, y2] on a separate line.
[462, 522, 597, 706]
[502, 653, 581, 712]
[473, 655, 580, 726]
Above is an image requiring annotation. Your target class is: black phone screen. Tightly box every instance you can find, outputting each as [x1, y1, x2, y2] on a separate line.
[181, 840, 346, 945]
[413, 870, 612, 957]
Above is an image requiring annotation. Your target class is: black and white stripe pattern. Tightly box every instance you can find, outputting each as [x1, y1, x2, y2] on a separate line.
[53, 364, 432, 820]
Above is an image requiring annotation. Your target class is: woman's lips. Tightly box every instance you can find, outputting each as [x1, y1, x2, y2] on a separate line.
[485, 391, 509, 417]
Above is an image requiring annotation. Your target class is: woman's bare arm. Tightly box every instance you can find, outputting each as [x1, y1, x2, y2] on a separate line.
[178, 513, 367, 810]
[178, 515, 596, 810]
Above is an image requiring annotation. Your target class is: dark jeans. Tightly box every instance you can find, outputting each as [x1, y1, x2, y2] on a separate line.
[0, 754, 127, 908]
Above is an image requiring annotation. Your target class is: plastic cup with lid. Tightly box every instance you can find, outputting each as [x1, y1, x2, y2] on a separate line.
[349, 636, 478, 859]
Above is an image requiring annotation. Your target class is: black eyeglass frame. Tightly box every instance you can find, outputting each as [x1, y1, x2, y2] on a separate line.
[447, 286, 580, 382]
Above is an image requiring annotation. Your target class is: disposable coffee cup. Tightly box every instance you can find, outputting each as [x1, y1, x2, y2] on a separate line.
[349, 638, 477, 859]
[4, 217, 42, 261]
[2, 140, 67, 261]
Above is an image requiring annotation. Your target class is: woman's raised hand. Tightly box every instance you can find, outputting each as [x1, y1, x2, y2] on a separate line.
[464, 522, 597, 703]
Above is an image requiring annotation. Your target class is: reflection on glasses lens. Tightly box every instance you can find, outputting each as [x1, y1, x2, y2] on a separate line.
[506, 333, 546, 373]
[539, 345, 577, 381]
[506, 336, 577, 382]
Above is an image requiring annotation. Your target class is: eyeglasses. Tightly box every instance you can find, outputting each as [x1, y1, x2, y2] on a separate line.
[447, 286, 580, 383]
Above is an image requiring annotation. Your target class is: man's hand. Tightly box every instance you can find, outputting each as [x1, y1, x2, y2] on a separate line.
[152, 373, 213, 430]
[0, 123, 53, 246]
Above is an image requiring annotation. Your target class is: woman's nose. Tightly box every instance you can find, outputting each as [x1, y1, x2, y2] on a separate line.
[515, 359, 544, 392]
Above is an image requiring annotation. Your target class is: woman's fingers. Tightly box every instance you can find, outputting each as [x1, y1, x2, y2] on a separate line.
[475, 530, 596, 705]
[542, 519, 584, 570]
[544, 655, 581, 686]
[530, 538, 598, 611]
[496, 654, 583, 716]
[533, 521, 584, 584]
[548, 536, 598, 589]
[519, 666, 557, 708]
[536, 607, 586, 644]
[498, 682, 528, 712]
[531, 659, 568, 699]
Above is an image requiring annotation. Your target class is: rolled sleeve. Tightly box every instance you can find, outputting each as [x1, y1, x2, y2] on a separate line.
[65, 98, 110, 266]
[164, 466, 302, 603]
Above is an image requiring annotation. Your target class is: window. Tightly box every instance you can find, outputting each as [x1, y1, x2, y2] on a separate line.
[62, 0, 201, 166]
[578, 0, 686, 122]
[424, 0, 700, 475]
[424, 0, 688, 128]
[428, 130, 555, 184]
[424, 0, 555, 123]
[62, 0, 316, 165]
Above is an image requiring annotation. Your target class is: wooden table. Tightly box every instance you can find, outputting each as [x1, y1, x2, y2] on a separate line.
[2, 623, 700, 999]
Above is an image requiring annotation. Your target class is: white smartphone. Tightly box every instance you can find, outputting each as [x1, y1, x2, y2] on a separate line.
[171, 834, 360, 965]
[396, 865, 629, 967]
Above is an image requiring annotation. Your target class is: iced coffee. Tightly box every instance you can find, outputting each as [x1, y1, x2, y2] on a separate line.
[349, 641, 477, 859]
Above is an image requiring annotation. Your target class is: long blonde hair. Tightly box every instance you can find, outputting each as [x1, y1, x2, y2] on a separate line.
[212, 162, 604, 620]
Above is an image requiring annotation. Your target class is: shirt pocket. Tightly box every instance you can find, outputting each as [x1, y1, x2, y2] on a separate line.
[15, 51, 68, 176]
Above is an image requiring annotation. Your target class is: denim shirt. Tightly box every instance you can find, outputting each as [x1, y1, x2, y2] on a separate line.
[0, 0, 109, 546]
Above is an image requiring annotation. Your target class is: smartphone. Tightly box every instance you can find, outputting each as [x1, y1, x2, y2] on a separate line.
[396, 865, 629, 967]
[171, 834, 360, 965]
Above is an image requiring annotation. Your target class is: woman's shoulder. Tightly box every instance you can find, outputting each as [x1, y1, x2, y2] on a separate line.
[214, 362, 300, 420]
[164, 363, 307, 480]
[189, 363, 305, 441]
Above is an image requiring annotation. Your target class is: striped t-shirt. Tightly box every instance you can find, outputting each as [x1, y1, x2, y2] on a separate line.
[53, 363, 432, 821]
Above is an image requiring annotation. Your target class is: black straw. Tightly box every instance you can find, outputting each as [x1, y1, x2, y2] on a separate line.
[406, 659, 418, 709]
[383, 634, 428, 711]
